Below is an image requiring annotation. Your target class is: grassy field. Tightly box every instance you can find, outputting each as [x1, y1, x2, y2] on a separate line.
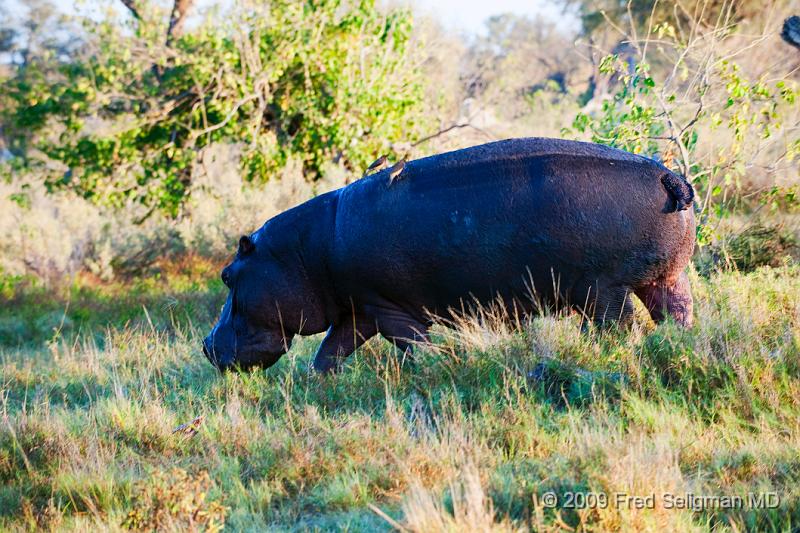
[1, 260, 800, 532]
[2, 0, 799, 530]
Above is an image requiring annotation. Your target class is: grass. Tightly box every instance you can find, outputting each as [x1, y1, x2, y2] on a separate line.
[1, 262, 800, 531]
[0, 255, 225, 348]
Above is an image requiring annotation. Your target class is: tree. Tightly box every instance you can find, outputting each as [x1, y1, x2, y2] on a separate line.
[461, 13, 580, 121]
[1, 0, 431, 218]
[560, 0, 778, 105]
[564, 0, 768, 36]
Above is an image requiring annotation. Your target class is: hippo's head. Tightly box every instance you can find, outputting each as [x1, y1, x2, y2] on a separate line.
[203, 234, 296, 371]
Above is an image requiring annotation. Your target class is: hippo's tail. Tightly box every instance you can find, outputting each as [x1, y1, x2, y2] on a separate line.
[660, 171, 694, 212]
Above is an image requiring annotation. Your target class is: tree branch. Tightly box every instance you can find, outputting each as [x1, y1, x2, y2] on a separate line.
[119, 0, 141, 21]
[411, 122, 495, 148]
[189, 92, 259, 142]
[166, 0, 195, 45]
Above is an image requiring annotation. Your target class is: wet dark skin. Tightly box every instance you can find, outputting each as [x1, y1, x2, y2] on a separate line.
[203, 138, 695, 373]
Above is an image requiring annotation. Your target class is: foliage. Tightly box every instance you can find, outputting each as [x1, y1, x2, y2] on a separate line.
[564, 0, 769, 36]
[568, 55, 666, 157]
[721, 224, 797, 272]
[0, 0, 430, 217]
[464, 14, 580, 110]
[564, 22, 800, 244]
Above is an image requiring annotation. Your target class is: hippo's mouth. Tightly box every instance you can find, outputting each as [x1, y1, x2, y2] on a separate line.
[202, 338, 289, 372]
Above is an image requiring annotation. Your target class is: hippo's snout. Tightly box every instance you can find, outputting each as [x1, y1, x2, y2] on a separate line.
[202, 334, 233, 371]
[203, 326, 291, 371]
[202, 337, 210, 360]
[202, 336, 220, 369]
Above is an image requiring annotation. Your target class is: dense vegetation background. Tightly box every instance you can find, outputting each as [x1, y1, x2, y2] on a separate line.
[1, 0, 800, 530]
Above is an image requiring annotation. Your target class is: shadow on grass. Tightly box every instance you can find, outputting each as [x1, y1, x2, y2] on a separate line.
[0, 258, 228, 349]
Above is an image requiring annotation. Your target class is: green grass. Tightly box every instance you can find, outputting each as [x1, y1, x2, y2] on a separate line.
[2, 265, 800, 531]
[0, 256, 225, 348]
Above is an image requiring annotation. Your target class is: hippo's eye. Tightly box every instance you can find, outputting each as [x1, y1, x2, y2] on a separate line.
[221, 268, 232, 287]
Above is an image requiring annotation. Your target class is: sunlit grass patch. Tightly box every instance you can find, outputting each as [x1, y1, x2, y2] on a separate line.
[1, 266, 800, 530]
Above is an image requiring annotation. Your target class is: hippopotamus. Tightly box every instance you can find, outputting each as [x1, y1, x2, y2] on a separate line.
[203, 138, 695, 372]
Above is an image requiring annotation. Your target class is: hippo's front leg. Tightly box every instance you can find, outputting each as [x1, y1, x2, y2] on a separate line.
[312, 315, 378, 373]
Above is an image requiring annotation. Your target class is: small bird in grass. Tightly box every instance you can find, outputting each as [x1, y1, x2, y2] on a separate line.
[388, 158, 407, 185]
[363, 155, 389, 176]
[172, 415, 204, 438]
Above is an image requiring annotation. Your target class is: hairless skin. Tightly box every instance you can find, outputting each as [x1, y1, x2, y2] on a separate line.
[203, 138, 695, 373]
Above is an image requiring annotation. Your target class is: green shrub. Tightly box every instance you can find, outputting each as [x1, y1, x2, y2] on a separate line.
[721, 224, 798, 272]
[1, 0, 431, 217]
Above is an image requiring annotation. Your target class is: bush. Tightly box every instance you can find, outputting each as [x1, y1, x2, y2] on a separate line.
[695, 223, 798, 275]
[1, 0, 431, 217]
[721, 224, 798, 272]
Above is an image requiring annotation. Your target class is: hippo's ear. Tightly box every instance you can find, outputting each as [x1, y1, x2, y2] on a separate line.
[238, 235, 255, 255]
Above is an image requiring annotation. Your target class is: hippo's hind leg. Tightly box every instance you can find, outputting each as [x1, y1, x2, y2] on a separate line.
[313, 315, 378, 373]
[634, 271, 693, 328]
[369, 306, 430, 367]
[574, 283, 635, 328]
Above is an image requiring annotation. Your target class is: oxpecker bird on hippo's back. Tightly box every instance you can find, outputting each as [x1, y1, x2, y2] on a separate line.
[203, 137, 696, 373]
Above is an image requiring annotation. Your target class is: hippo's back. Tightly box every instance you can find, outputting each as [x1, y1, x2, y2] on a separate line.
[330, 138, 695, 317]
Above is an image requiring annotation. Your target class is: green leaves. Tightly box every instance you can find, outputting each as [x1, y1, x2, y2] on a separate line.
[564, 49, 800, 241]
[1, 0, 430, 218]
